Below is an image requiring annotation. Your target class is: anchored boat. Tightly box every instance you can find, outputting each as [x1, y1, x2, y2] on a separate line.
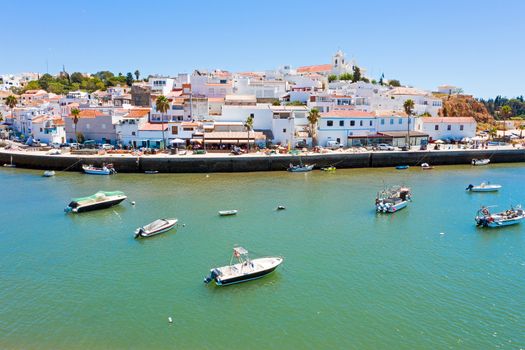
[376, 186, 411, 213]
[287, 163, 314, 172]
[321, 166, 336, 172]
[134, 218, 178, 238]
[472, 158, 490, 166]
[43, 170, 56, 177]
[466, 182, 501, 192]
[64, 191, 127, 213]
[204, 247, 283, 286]
[82, 163, 116, 175]
[421, 163, 434, 170]
[475, 205, 525, 227]
[219, 210, 238, 216]
[395, 165, 409, 170]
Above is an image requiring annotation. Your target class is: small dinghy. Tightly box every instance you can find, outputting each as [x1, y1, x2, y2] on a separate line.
[145, 170, 159, 174]
[204, 247, 283, 286]
[472, 158, 490, 166]
[466, 182, 501, 192]
[134, 218, 178, 238]
[43, 170, 56, 177]
[321, 166, 336, 172]
[219, 210, 238, 216]
[475, 205, 525, 228]
[420, 163, 434, 170]
[277, 205, 286, 210]
[395, 165, 409, 170]
[82, 163, 116, 175]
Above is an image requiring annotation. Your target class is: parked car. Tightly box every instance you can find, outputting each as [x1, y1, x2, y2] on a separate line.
[69, 143, 79, 149]
[101, 144, 114, 151]
[376, 143, 395, 151]
[326, 140, 341, 149]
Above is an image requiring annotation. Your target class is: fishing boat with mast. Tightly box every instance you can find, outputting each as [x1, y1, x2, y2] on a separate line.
[64, 191, 127, 213]
[204, 246, 283, 286]
[287, 158, 315, 172]
[375, 185, 412, 213]
[475, 205, 525, 228]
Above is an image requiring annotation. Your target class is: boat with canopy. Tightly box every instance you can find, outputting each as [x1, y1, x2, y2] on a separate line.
[64, 191, 127, 213]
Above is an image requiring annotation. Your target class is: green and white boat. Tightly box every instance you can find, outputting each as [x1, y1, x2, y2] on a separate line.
[65, 191, 127, 213]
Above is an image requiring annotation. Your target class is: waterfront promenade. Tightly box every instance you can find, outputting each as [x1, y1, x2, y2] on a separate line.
[1, 144, 525, 173]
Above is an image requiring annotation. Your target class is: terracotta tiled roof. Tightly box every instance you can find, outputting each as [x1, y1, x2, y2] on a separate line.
[69, 110, 105, 118]
[125, 108, 150, 118]
[208, 97, 224, 103]
[296, 64, 332, 73]
[420, 117, 476, 124]
[139, 122, 168, 131]
[321, 110, 376, 118]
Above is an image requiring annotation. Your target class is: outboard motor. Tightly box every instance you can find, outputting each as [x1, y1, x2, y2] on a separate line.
[466, 184, 474, 191]
[204, 269, 220, 284]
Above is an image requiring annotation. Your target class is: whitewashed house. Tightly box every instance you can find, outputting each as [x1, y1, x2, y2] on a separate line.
[415, 117, 476, 141]
[149, 76, 175, 95]
[317, 110, 376, 147]
[115, 108, 150, 146]
[31, 115, 66, 144]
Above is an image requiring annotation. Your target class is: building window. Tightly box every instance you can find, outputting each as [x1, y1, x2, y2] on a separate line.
[350, 120, 355, 126]
[447, 125, 451, 131]
[131, 131, 136, 136]
[369, 120, 373, 126]
[250, 113, 254, 118]
[340, 120, 345, 127]
[172, 126, 178, 134]
[460, 125, 464, 131]
[381, 119, 385, 125]
[327, 120, 333, 127]
[283, 128, 287, 133]
[360, 120, 363, 126]
[435, 125, 439, 130]
[398, 119, 402, 124]
[390, 118, 394, 124]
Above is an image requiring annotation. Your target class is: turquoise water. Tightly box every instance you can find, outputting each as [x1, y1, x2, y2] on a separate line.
[1, 165, 524, 349]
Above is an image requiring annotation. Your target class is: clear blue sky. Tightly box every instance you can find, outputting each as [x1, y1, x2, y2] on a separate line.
[2, 0, 524, 98]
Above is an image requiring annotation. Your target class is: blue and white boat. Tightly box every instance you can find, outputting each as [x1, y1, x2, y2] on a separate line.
[82, 163, 116, 175]
[475, 205, 525, 228]
[376, 186, 411, 213]
[287, 163, 314, 172]
[395, 165, 409, 170]
[204, 247, 283, 286]
[466, 182, 501, 192]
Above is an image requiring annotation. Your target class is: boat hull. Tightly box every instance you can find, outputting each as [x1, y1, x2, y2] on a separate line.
[135, 219, 178, 238]
[71, 197, 126, 213]
[83, 169, 112, 175]
[219, 210, 238, 216]
[476, 216, 524, 228]
[217, 265, 279, 286]
[469, 187, 500, 192]
[288, 165, 314, 172]
[376, 200, 408, 213]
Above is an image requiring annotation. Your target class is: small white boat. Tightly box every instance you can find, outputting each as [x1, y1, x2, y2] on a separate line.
[466, 182, 501, 192]
[204, 247, 283, 286]
[376, 186, 411, 213]
[134, 218, 178, 238]
[421, 163, 434, 170]
[287, 163, 314, 172]
[472, 158, 490, 166]
[219, 210, 238, 216]
[475, 205, 525, 228]
[145, 170, 159, 174]
[43, 170, 56, 177]
[82, 163, 116, 175]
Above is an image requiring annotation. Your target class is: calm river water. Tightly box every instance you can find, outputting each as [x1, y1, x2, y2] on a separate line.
[1, 165, 524, 349]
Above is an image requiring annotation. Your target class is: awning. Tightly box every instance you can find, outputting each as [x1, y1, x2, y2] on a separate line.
[170, 138, 185, 144]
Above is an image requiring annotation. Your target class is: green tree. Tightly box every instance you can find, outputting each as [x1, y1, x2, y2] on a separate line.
[339, 73, 353, 81]
[328, 74, 337, 83]
[155, 95, 170, 150]
[501, 105, 512, 119]
[389, 79, 401, 87]
[403, 99, 415, 148]
[244, 115, 254, 152]
[134, 70, 140, 81]
[24, 81, 41, 91]
[488, 126, 498, 140]
[352, 66, 361, 82]
[361, 77, 370, 83]
[519, 124, 525, 139]
[272, 100, 281, 106]
[371, 79, 377, 84]
[378, 73, 384, 86]
[286, 101, 306, 106]
[5, 95, 17, 123]
[70, 72, 84, 84]
[126, 72, 134, 86]
[307, 108, 320, 146]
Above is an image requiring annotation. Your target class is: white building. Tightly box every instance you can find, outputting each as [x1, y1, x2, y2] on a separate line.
[31, 115, 66, 144]
[115, 108, 150, 146]
[317, 110, 377, 147]
[149, 76, 175, 95]
[234, 77, 287, 100]
[415, 117, 476, 141]
[270, 106, 310, 147]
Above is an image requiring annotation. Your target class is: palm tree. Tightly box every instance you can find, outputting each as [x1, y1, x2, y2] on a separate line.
[488, 126, 498, 140]
[70, 108, 80, 147]
[244, 115, 254, 152]
[519, 124, 525, 139]
[500, 105, 512, 138]
[5, 95, 17, 121]
[403, 99, 415, 148]
[307, 108, 320, 146]
[155, 95, 170, 150]
[134, 70, 140, 81]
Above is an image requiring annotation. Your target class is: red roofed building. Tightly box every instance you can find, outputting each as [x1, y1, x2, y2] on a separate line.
[415, 117, 476, 141]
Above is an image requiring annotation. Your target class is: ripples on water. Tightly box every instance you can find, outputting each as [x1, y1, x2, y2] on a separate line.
[0, 165, 524, 349]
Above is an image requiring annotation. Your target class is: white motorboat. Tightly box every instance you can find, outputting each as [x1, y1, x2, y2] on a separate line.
[64, 191, 127, 213]
[466, 182, 501, 192]
[82, 163, 116, 175]
[287, 163, 314, 172]
[43, 170, 56, 177]
[472, 158, 490, 166]
[475, 205, 525, 228]
[421, 163, 434, 170]
[219, 210, 238, 216]
[204, 247, 283, 286]
[376, 186, 411, 213]
[134, 218, 178, 238]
